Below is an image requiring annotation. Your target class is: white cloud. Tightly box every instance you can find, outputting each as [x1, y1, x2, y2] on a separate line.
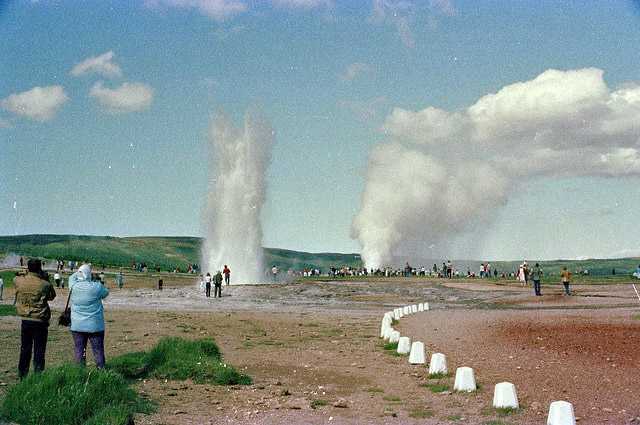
[271, 0, 332, 8]
[71, 51, 122, 78]
[145, 0, 247, 21]
[353, 68, 640, 268]
[1, 85, 69, 122]
[89, 81, 154, 113]
[340, 62, 372, 81]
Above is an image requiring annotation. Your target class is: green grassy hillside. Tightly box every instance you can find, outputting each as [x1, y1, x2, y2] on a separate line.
[0, 234, 362, 272]
[0, 234, 638, 277]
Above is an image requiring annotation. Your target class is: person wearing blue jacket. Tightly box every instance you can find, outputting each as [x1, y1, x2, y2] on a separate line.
[69, 263, 109, 368]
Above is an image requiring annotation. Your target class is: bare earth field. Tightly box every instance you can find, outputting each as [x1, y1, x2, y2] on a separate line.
[1, 274, 639, 425]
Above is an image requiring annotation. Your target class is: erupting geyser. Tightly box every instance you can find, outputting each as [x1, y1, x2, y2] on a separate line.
[352, 68, 640, 269]
[201, 111, 274, 283]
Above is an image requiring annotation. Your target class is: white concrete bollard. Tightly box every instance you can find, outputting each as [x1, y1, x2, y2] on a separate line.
[408, 341, 426, 364]
[394, 308, 401, 320]
[403, 306, 410, 315]
[418, 303, 424, 312]
[383, 325, 394, 341]
[397, 336, 411, 355]
[428, 353, 448, 376]
[389, 330, 400, 344]
[453, 367, 476, 392]
[547, 401, 576, 425]
[423, 302, 430, 311]
[493, 382, 519, 409]
[411, 305, 418, 313]
[380, 317, 392, 338]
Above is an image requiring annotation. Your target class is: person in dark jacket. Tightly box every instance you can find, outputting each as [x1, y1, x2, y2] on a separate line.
[14, 259, 56, 378]
[214, 270, 223, 298]
[531, 263, 543, 296]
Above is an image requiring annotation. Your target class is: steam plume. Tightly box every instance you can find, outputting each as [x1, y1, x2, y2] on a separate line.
[353, 68, 640, 269]
[202, 111, 274, 283]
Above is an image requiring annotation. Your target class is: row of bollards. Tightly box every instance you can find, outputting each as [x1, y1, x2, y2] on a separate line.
[379, 304, 577, 425]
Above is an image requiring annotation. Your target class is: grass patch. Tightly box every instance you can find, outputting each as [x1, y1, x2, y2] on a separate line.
[0, 270, 16, 288]
[383, 342, 398, 350]
[427, 372, 450, 379]
[391, 319, 399, 326]
[366, 387, 384, 393]
[108, 337, 251, 385]
[310, 399, 328, 409]
[0, 364, 152, 425]
[421, 382, 449, 393]
[447, 415, 462, 421]
[408, 407, 433, 418]
[382, 395, 401, 402]
[496, 407, 520, 417]
[484, 421, 512, 425]
[0, 304, 16, 316]
[632, 314, 640, 320]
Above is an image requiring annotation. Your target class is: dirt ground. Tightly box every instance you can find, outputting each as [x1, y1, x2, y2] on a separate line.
[1, 275, 639, 425]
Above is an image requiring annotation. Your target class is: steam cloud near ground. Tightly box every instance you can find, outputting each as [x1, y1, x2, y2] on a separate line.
[352, 68, 640, 269]
[202, 111, 274, 283]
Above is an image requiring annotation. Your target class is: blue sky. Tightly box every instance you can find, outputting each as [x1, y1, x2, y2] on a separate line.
[1, 0, 639, 260]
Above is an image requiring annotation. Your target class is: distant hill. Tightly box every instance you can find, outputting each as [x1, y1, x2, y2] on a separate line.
[0, 234, 362, 272]
[0, 234, 637, 276]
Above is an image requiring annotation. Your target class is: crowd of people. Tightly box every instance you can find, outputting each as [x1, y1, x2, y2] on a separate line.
[297, 260, 581, 297]
[200, 265, 231, 298]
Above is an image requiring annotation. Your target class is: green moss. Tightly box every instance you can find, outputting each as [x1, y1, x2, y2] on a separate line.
[310, 399, 328, 409]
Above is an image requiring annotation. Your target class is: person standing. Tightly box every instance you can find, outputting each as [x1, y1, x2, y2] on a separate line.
[115, 270, 124, 289]
[204, 272, 212, 298]
[223, 265, 231, 286]
[53, 271, 61, 288]
[560, 266, 572, 296]
[271, 265, 278, 283]
[214, 270, 223, 298]
[69, 264, 109, 368]
[0, 276, 3, 300]
[523, 261, 530, 285]
[14, 259, 56, 378]
[518, 263, 526, 285]
[531, 263, 543, 296]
